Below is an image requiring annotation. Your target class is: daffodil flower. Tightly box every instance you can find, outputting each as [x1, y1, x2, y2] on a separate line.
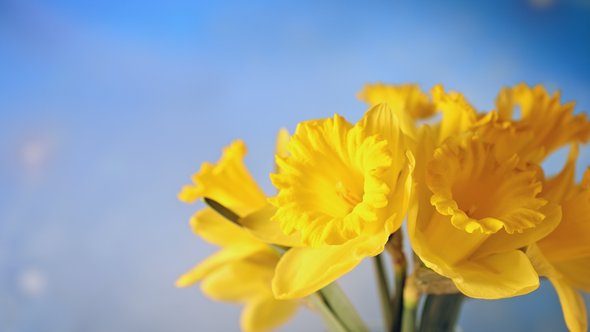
[533, 144, 590, 332]
[176, 138, 298, 332]
[429, 85, 479, 145]
[245, 103, 414, 300]
[357, 83, 437, 142]
[408, 128, 562, 299]
[473, 83, 590, 163]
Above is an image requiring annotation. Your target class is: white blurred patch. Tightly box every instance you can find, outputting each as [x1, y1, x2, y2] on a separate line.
[21, 140, 50, 170]
[17, 134, 58, 182]
[18, 268, 47, 296]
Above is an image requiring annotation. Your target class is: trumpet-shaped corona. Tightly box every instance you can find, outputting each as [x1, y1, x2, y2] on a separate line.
[427, 133, 548, 234]
[270, 104, 413, 249]
[270, 114, 393, 249]
[408, 129, 561, 299]
[267, 103, 414, 299]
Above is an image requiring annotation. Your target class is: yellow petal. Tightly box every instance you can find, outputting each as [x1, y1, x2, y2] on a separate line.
[426, 133, 547, 234]
[409, 128, 489, 270]
[239, 204, 305, 247]
[538, 170, 590, 262]
[553, 258, 590, 294]
[176, 246, 264, 288]
[549, 276, 588, 332]
[525, 242, 561, 279]
[472, 203, 562, 260]
[412, 211, 488, 274]
[356, 102, 415, 233]
[409, 125, 456, 265]
[495, 86, 514, 120]
[409, 127, 546, 300]
[178, 140, 267, 215]
[541, 144, 579, 203]
[357, 83, 436, 141]
[472, 111, 536, 163]
[357, 83, 436, 120]
[430, 85, 478, 145]
[270, 114, 393, 248]
[241, 293, 299, 332]
[407, 125, 438, 234]
[473, 83, 590, 163]
[451, 250, 539, 299]
[357, 102, 404, 157]
[200, 259, 275, 303]
[189, 208, 265, 248]
[379, 150, 414, 235]
[275, 128, 290, 175]
[272, 222, 388, 299]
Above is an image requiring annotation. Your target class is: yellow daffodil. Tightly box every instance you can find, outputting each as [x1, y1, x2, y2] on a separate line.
[408, 129, 562, 299]
[176, 138, 298, 332]
[473, 83, 590, 163]
[254, 103, 414, 299]
[429, 85, 479, 145]
[357, 83, 437, 142]
[533, 144, 590, 332]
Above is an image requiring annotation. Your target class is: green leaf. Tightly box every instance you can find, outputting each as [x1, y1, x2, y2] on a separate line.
[386, 230, 408, 332]
[373, 255, 393, 332]
[419, 294, 464, 332]
[204, 198, 241, 224]
[203, 197, 287, 256]
[308, 292, 350, 332]
[319, 282, 370, 332]
[204, 198, 368, 332]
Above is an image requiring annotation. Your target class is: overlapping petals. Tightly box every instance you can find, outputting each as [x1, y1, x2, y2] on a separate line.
[269, 104, 411, 249]
[201, 258, 299, 332]
[358, 83, 436, 140]
[426, 133, 547, 234]
[535, 147, 590, 332]
[175, 81, 590, 332]
[408, 128, 561, 299]
[430, 85, 479, 145]
[176, 137, 298, 332]
[268, 103, 414, 298]
[269, 114, 393, 248]
[178, 140, 267, 215]
[473, 83, 590, 163]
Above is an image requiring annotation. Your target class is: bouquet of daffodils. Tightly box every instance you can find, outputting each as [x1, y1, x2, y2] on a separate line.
[175, 83, 590, 332]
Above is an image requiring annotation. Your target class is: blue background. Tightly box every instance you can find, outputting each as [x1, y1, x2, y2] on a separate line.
[1, 0, 589, 331]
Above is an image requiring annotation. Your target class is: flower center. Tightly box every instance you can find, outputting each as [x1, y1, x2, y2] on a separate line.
[466, 203, 479, 217]
[335, 181, 362, 207]
[427, 134, 547, 234]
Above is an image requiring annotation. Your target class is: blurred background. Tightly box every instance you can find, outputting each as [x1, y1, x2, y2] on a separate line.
[1, 0, 589, 331]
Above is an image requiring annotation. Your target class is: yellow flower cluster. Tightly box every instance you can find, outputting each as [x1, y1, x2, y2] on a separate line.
[176, 83, 590, 332]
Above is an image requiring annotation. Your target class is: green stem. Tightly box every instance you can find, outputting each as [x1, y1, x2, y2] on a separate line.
[392, 264, 407, 332]
[386, 231, 407, 332]
[401, 299, 417, 332]
[204, 198, 369, 332]
[373, 255, 393, 332]
[419, 294, 464, 332]
[401, 275, 419, 332]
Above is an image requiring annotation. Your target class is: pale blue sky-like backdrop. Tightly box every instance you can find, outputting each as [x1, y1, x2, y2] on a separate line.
[1, 0, 589, 331]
